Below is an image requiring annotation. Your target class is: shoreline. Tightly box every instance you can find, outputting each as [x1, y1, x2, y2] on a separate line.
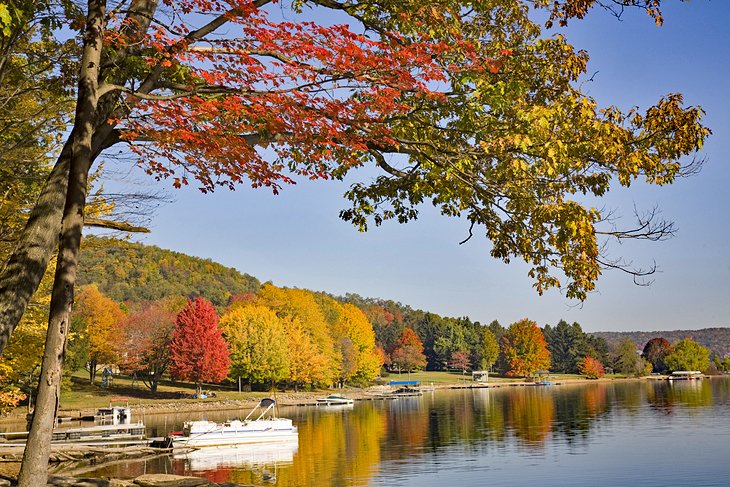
[4, 373, 716, 423]
[2, 375, 648, 422]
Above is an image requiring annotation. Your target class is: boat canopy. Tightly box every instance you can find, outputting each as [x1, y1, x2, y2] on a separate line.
[244, 398, 278, 421]
[259, 398, 276, 408]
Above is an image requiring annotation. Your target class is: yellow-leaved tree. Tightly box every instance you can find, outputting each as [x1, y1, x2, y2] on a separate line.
[257, 284, 339, 385]
[330, 302, 383, 385]
[285, 319, 333, 389]
[220, 305, 289, 388]
[71, 285, 126, 384]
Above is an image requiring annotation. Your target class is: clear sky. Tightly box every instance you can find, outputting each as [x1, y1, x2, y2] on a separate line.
[113, 1, 730, 333]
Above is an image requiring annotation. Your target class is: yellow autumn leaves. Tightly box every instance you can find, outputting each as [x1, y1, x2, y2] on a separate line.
[220, 284, 382, 388]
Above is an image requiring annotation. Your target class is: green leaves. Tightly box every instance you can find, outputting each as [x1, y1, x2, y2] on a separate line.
[339, 2, 708, 301]
[664, 338, 710, 373]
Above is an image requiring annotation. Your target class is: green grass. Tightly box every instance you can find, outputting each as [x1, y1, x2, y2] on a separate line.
[58, 371, 279, 412]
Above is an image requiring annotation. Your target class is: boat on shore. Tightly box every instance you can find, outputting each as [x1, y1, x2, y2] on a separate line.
[170, 398, 298, 448]
[316, 394, 355, 406]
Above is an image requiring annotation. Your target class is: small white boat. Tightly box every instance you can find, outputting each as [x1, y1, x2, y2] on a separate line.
[170, 398, 297, 447]
[316, 394, 355, 406]
[668, 371, 704, 380]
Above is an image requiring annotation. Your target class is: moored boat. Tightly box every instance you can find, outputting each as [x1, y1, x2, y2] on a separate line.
[668, 371, 704, 380]
[316, 394, 355, 405]
[170, 398, 298, 448]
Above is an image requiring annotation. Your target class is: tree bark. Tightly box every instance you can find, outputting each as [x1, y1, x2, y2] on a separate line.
[17, 1, 106, 484]
[0, 0, 161, 356]
[89, 358, 98, 384]
[0, 145, 70, 354]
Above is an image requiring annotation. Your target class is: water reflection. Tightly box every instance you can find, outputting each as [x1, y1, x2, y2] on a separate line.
[70, 378, 730, 486]
[170, 442, 297, 485]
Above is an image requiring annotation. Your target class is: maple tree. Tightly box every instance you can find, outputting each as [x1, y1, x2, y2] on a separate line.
[502, 319, 551, 377]
[71, 285, 126, 384]
[168, 297, 230, 394]
[257, 284, 339, 383]
[578, 356, 605, 379]
[284, 319, 332, 388]
[220, 304, 290, 387]
[391, 327, 427, 373]
[642, 337, 672, 373]
[3, 0, 709, 482]
[451, 350, 471, 374]
[118, 302, 177, 393]
[329, 302, 383, 385]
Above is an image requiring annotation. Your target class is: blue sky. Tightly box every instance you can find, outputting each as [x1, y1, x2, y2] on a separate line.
[114, 1, 730, 332]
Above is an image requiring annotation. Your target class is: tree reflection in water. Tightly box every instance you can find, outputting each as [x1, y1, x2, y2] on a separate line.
[76, 379, 730, 486]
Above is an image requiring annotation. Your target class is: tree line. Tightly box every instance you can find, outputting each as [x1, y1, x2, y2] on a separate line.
[68, 283, 384, 394]
[4, 237, 723, 418]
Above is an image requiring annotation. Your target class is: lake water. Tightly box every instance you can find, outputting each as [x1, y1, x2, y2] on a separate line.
[69, 379, 730, 485]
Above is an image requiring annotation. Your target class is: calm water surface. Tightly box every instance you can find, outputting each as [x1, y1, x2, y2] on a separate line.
[78, 379, 730, 486]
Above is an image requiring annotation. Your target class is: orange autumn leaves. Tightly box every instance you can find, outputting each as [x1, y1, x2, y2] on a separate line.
[502, 319, 551, 378]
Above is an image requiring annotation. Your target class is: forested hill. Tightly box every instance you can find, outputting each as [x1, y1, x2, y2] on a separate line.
[77, 237, 260, 306]
[592, 329, 730, 358]
[78, 237, 729, 358]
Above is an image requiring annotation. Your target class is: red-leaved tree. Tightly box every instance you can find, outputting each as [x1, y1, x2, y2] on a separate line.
[169, 297, 230, 394]
[119, 302, 177, 393]
[390, 327, 426, 373]
[451, 351, 471, 375]
[578, 356, 605, 379]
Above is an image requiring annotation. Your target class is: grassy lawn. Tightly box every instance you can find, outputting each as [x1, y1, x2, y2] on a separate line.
[58, 371, 277, 412]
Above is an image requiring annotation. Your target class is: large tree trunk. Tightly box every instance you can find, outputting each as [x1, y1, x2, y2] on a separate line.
[17, 1, 106, 484]
[0, 0, 161, 356]
[0, 146, 70, 354]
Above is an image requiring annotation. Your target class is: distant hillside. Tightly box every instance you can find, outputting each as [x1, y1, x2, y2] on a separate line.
[78, 237, 260, 306]
[78, 238, 730, 358]
[591, 328, 730, 357]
